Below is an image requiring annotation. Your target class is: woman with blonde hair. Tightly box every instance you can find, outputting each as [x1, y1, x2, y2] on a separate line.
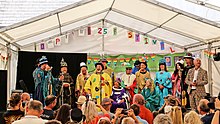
[184, 111, 203, 124]
[169, 106, 183, 124]
[82, 101, 109, 124]
[141, 78, 160, 111]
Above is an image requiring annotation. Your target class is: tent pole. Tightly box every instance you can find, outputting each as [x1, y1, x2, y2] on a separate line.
[208, 43, 213, 96]
[101, 19, 105, 58]
[6, 43, 11, 102]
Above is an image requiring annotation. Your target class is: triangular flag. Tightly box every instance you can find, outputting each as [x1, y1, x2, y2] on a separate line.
[127, 31, 133, 39]
[152, 39, 157, 44]
[113, 27, 117, 36]
[46, 40, 54, 49]
[88, 26, 91, 35]
[40, 42, 45, 50]
[54, 37, 61, 46]
[135, 33, 140, 42]
[160, 41, 165, 50]
[65, 33, 69, 44]
[78, 29, 85, 36]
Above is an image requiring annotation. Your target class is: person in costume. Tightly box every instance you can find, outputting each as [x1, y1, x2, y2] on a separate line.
[100, 58, 115, 85]
[84, 62, 112, 105]
[76, 62, 90, 96]
[171, 59, 185, 101]
[132, 60, 150, 74]
[155, 59, 172, 107]
[121, 63, 137, 101]
[57, 58, 74, 105]
[110, 79, 128, 113]
[141, 78, 160, 112]
[32, 58, 40, 81]
[33, 56, 63, 104]
[183, 53, 195, 108]
[135, 61, 151, 93]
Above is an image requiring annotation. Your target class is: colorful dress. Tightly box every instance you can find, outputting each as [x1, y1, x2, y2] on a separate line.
[171, 73, 181, 100]
[141, 87, 160, 112]
[155, 71, 172, 107]
[110, 87, 128, 113]
[84, 71, 112, 105]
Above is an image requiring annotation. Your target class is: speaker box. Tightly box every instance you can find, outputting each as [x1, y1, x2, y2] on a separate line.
[0, 70, 7, 112]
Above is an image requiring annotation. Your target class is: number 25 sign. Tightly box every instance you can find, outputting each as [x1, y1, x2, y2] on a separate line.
[98, 28, 108, 35]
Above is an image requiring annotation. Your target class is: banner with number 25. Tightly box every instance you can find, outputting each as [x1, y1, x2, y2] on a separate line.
[98, 28, 108, 35]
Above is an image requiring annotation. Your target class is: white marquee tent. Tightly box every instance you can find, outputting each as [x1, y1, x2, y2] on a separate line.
[1, 0, 220, 99]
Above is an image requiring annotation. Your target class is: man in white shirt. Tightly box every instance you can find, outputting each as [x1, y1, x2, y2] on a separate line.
[13, 100, 48, 124]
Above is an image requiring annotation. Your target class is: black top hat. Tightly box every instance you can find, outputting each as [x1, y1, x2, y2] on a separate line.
[134, 60, 141, 66]
[70, 108, 85, 122]
[95, 62, 104, 70]
[100, 58, 108, 63]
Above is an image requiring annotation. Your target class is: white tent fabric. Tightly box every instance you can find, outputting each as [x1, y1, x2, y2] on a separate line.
[1, 0, 220, 98]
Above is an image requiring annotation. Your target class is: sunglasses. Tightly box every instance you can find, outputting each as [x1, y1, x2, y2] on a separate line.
[126, 68, 132, 70]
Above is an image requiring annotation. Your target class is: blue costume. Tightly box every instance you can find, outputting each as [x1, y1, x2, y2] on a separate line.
[155, 59, 172, 107]
[141, 86, 160, 112]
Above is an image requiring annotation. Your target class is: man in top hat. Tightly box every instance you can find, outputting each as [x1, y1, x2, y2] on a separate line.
[121, 63, 137, 100]
[185, 57, 208, 110]
[76, 62, 90, 96]
[183, 53, 195, 108]
[100, 58, 115, 83]
[135, 61, 151, 93]
[33, 56, 63, 105]
[84, 62, 112, 105]
[57, 58, 73, 105]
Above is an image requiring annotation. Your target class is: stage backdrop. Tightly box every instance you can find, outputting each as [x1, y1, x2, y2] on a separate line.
[16, 51, 87, 94]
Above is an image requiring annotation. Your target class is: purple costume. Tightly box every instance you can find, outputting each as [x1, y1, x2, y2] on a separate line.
[110, 86, 128, 113]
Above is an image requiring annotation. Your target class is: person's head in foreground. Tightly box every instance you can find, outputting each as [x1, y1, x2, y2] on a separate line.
[153, 114, 173, 124]
[184, 111, 203, 124]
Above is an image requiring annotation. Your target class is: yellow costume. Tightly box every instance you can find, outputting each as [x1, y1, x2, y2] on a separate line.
[135, 71, 151, 93]
[76, 73, 90, 95]
[84, 71, 112, 105]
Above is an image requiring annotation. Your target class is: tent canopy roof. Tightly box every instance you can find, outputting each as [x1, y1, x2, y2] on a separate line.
[1, 0, 220, 52]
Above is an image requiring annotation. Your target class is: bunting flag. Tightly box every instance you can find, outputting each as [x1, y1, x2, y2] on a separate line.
[138, 56, 143, 62]
[93, 58, 99, 64]
[144, 36, 149, 44]
[150, 54, 156, 61]
[113, 58, 118, 66]
[144, 56, 149, 62]
[54, 37, 61, 46]
[88, 26, 91, 35]
[40, 42, 45, 50]
[135, 33, 140, 42]
[131, 57, 136, 62]
[127, 31, 133, 39]
[113, 27, 117, 36]
[46, 40, 54, 49]
[65, 34, 69, 44]
[107, 58, 112, 66]
[160, 41, 165, 50]
[78, 29, 85, 36]
[125, 58, 130, 62]
[87, 57, 92, 64]
[152, 39, 157, 45]
[119, 58, 125, 65]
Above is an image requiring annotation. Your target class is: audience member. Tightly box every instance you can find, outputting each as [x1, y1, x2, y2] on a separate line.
[98, 98, 114, 119]
[55, 104, 71, 124]
[76, 96, 86, 110]
[69, 108, 85, 124]
[184, 111, 202, 124]
[3, 93, 24, 124]
[211, 98, 220, 124]
[133, 94, 153, 124]
[97, 117, 111, 124]
[130, 104, 148, 124]
[12, 100, 47, 124]
[121, 117, 135, 124]
[82, 101, 109, 124]
[153, 114, 173, 124]
[198, 100, 214, 124]
[41, 95, 57, 120]
[169, 106, 182, 124]
[45, 120, 62, 124]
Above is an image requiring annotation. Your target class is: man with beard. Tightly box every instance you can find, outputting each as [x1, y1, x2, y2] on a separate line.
[183, 53, 195, 109]
[84, 62, 112, 105]
[76, 62, 90, 96]
[57, 58, 74, 105]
